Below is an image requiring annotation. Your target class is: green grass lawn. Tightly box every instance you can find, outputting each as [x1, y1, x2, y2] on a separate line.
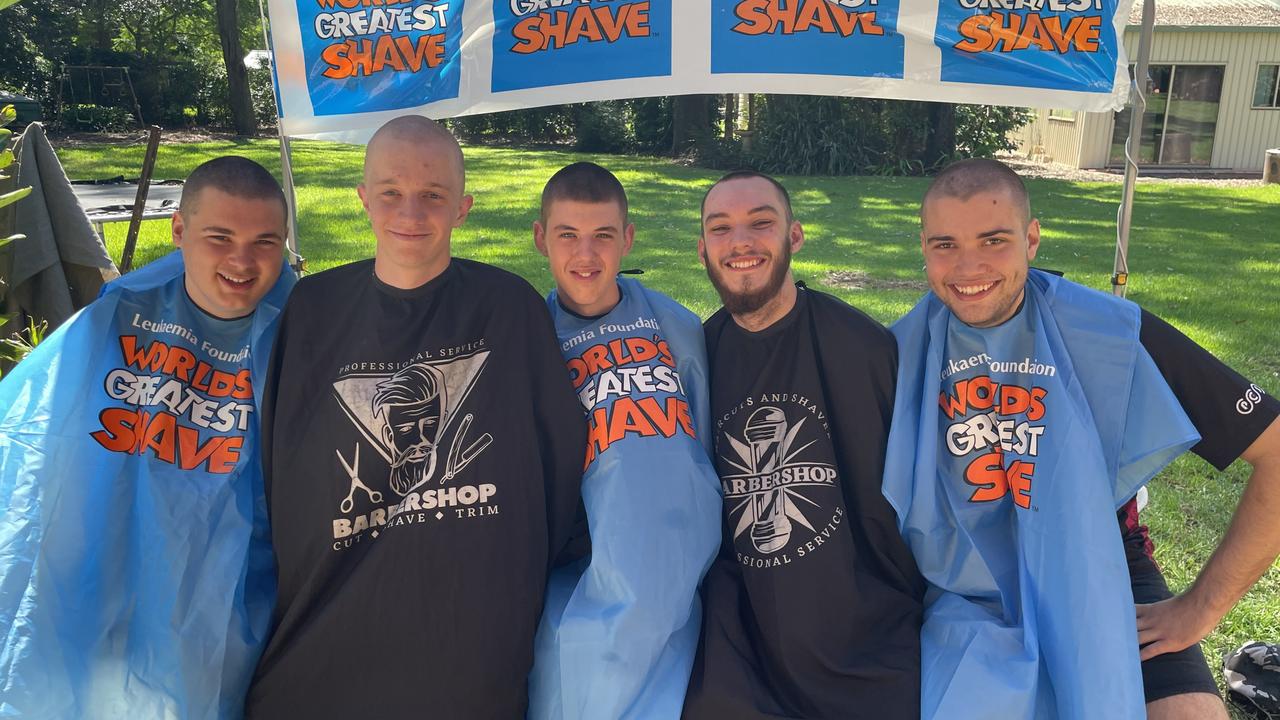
[57, 139, 1280, 710]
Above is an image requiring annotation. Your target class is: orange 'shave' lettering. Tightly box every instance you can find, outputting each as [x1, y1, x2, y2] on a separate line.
[510, 2, 650, 54]
[964, 450, 1036, 508]
[955, 12, 1100, 53]
[582, 396, 695, 467]
[732, 0, 883, 36]
[321, 33, 445, 79]
[90, 408, 244, 473]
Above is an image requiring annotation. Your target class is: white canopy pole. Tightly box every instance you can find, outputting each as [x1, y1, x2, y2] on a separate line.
[1114, 0, 1157, 298]
[256, 0, 304, 274]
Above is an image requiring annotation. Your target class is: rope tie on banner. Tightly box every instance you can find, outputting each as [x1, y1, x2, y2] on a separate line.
[1113, 73, 1144, 292]
[1111, 74, 1141, 292]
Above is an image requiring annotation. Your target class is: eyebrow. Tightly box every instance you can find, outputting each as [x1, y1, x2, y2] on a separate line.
[554, 224, 617, 233]
[370, 178, 449, 189]
[925, 227, 1015, 244]
[202, 225, 282, 240]
[703, 205, 780, 224]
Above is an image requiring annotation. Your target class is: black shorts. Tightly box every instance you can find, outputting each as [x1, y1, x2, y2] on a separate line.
[1125, 540, 1222, 703]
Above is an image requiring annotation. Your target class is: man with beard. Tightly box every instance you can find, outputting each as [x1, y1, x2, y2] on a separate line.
[373, 363, 446, 495]
[883, 158, 1280, 720]
[246, 116, 586, 718]
[681, 171, 924, 719]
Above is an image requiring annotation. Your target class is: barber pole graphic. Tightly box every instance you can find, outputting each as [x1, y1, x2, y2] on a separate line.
[723, 406, 830, 556]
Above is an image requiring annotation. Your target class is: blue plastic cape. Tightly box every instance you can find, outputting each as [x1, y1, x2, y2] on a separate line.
[883, 270, 1199, 719]
[0, 251, 294, 718]
[529, 277, 722, 720]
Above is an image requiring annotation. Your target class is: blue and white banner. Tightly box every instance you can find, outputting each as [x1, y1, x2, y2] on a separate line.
[265, 0, 1133, 137]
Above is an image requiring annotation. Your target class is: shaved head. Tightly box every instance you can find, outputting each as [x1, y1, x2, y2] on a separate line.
[364, 115, 465, 191]
[921, 158, 1031, 229]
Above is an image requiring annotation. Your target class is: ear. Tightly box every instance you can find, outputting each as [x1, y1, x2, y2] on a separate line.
[1026, 218, 1041, 261]
[454, 194, 474, 227]
[171, 211, 186, 249]
[788, 220, 805, 254]
[533, 221, 549, 257]
[621, 223, 635, 257]
[697, 235, 708, 268]
[357, 183, 369, 212]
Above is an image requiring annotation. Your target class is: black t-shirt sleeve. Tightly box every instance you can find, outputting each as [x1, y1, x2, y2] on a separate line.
[522, 290, 588, 569]
[259, 287, 300, 513]
[1139, 309, 1280, 471]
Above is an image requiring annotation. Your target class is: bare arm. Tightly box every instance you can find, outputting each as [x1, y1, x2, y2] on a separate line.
[1136, 416, 1280, 660]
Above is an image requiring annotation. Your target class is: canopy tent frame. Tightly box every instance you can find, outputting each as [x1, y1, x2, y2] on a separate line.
[1114, 0, 1157, 298]
[255, 1, 1159, 286]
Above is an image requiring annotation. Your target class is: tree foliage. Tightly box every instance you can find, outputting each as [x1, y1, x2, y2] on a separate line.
[0, 0, 274, 132]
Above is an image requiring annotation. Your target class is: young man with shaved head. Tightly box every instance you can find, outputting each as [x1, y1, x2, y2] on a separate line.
[682, 171, 925, 719]
[884, 158, 1280, 719]
[246, 116, 586, 717]
[526, 162, 720, 719]
[0, 156, 294, 718]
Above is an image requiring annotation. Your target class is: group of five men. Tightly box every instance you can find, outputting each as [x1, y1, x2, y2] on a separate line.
[0, 114, 1276, 719]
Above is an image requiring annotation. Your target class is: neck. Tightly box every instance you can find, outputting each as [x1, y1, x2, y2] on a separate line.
[730, 276, 798, 332]
[559, 281, 621, 318]
[375, 256, 450, 290]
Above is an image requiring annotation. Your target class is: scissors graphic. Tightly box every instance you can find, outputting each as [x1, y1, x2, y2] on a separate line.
[442, 413, 493, 484]
[338, 444, 383, 513]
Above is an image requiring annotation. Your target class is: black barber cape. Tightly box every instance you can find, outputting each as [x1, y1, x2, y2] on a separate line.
[246, 259, 585, 718]
[683, 287, 924, 720]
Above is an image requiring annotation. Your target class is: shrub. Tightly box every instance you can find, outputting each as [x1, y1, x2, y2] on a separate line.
[748, 95, 887, 175]
[955, 104, 1034, 158]
[628, 97, 670, 154]
[570, 101, 629, 153]
[57, 103, 135, 132]
[450, 107, 574, 144]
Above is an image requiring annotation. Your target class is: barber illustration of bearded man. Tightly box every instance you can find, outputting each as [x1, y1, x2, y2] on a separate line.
[373, 363, 447, 495]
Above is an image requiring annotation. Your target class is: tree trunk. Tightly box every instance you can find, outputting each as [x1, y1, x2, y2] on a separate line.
[670, 94, 713, 156]
[924, 102, 957, 170]
[723, 94, 737, 141]
[216, 0, 257, 137]
[87, 0, 115, 50]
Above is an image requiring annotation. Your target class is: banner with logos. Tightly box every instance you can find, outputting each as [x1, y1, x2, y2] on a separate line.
[265, 0, 1132, 138]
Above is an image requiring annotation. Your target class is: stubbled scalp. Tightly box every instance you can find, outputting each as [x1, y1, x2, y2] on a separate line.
[701, 170, 794, 229]
[179, 156, 287, 217]
[364, 115, 466, 191]
[921, 158, 1031, 228]
[540, 161, 628, 225]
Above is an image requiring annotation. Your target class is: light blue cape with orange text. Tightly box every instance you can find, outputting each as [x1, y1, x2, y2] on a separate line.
[0, 251, 294, 719]
[884, 270, 1198, 719]
[529, 277, 721, 720]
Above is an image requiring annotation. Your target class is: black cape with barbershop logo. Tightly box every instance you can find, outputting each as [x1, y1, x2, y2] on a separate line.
[246, 258, 586, 718]
[683, 286, 925, 720]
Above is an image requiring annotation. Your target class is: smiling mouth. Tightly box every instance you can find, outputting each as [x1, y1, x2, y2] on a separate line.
[218, 272, 256, 290]
[569, 269, 601, 280]
[389, 230, 429, 241]
[951, 281, 996, 298]
[726, 257, 765, 271]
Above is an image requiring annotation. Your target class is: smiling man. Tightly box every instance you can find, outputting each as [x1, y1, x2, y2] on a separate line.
[526, 162, 720, 720]
[0, 156, 294, 719]
[246, 116, 586, 718]
[883, 158, 1280, 719]
[682, 171, 925, 720]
